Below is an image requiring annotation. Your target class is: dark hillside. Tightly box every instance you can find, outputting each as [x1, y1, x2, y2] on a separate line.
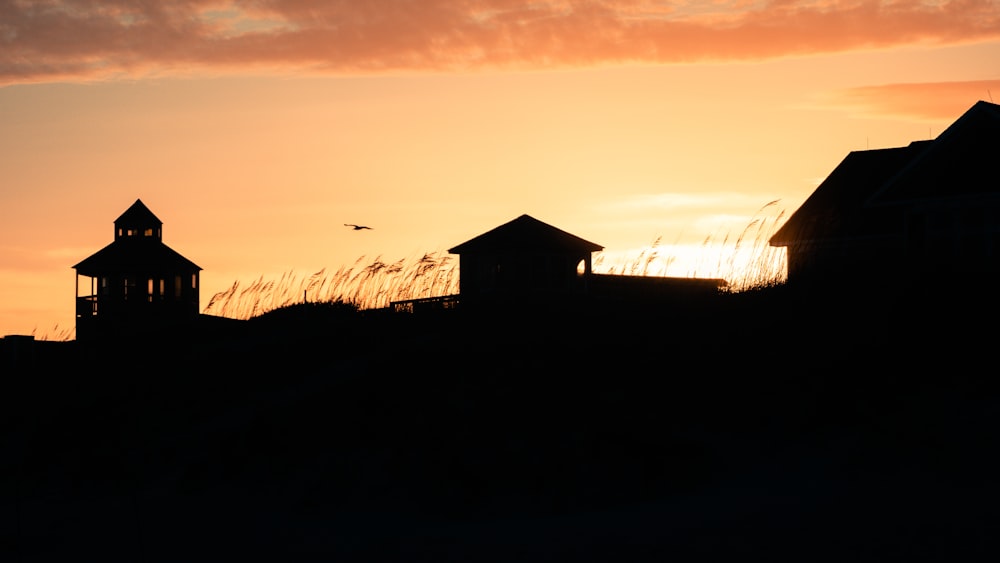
[4, 286, 999, 561]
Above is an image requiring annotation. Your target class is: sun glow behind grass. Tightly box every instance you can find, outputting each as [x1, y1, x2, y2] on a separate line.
[594, 208, 788, 292]
[203, 209, 788, 320]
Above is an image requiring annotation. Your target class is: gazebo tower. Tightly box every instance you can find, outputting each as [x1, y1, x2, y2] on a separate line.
[73, 199, 202, 342]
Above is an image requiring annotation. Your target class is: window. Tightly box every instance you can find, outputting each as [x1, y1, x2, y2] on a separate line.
[175, 276, 182, 298]
[144, 228, 154, 236]
[191, 274, 197, 289]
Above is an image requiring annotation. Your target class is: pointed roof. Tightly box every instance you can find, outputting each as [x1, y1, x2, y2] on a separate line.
[73, 198, 201, 275]
[115, 198, 162, 228]
[448, 214, 604, 254]
[73, 241, 202, 276]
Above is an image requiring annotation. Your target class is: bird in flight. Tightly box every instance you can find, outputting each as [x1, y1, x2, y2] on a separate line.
[345, 224, 373, 230]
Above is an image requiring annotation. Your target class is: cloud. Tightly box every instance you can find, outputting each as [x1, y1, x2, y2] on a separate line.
[3, 0, 999, 85]
[823, 79, 1000, 121]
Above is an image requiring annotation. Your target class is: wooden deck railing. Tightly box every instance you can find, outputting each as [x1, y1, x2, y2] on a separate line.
[390, 294, 461, 313]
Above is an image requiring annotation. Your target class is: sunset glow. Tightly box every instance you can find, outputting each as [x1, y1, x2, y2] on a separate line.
[2, 1, 999, 338]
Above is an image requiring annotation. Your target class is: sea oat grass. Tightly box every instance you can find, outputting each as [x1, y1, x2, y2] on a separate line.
[204, 250, 460, 320]
[204, 211, 786, 320]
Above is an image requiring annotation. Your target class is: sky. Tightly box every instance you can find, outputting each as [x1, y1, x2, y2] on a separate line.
[2, 0, 1000, 338]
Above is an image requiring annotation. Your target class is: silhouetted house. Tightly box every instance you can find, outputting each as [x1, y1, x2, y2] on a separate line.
[431, 214, 725, 311]
[769, 100, 1000, 288]
[73, 199, 202, 342]
[447, 214, 604, 303]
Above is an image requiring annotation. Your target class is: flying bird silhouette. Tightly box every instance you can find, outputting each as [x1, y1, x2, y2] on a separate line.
[345, 224, 373, 230]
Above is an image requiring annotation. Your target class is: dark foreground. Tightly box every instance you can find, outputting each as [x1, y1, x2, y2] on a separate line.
[3, 283, 999, 561]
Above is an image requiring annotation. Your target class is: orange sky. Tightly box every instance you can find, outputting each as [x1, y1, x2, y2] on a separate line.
[2, 0, 1000, 338]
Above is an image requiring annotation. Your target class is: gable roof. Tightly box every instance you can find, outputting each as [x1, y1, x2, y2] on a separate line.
[448, 214, 604, 255]
[769, 142, 930, 246]
[769, 99, 1000, 247]
[869, 100, 1000, 204]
